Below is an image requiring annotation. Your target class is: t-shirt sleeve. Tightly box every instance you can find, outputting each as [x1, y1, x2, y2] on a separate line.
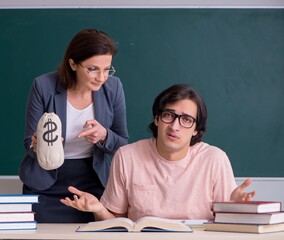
[212, 151, 237, 202]
[100, 149, 128, 214]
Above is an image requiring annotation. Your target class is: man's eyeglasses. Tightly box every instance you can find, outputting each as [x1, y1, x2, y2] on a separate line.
[160, 111, 196, 129]
[79, 63, 116, 77]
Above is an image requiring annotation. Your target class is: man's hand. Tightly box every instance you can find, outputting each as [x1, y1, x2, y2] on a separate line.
[230, 178, 256, 201]
[60, 186, 103, 213]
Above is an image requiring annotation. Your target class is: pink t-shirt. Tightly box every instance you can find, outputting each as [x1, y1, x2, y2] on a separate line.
[100, 138, 237, 221]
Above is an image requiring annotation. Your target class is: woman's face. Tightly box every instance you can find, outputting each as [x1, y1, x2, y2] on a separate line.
[70, 54, 113, 91]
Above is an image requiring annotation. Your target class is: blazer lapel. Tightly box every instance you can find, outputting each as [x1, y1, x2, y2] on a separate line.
[54, 82, 67, 142]
[93, 88, 105, 125]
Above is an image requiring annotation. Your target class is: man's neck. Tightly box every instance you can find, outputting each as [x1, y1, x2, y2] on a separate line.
[155, 140, 189, 161]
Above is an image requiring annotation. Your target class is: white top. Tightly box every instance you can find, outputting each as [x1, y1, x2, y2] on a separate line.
[64, 101, 94, 159]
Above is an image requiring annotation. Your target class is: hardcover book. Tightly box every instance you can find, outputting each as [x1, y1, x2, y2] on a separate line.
[0, 203, 33, 213]
[0, 194, 39, 204]
[214, 211, 284, 225]
[76, 216, 193, 232]
[0, 221, 37, 230]
[213, 201, 282, 213]
[205, 222, 284, 234]
[0, 212, 35, 222]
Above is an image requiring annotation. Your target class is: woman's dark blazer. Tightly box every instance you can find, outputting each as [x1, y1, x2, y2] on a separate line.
[19, 72, 129, 191]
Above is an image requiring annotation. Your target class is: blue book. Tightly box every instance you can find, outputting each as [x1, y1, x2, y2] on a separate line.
[0, 203, 33, 213]
[0, 221, 37, 230]
[0, 194, 39, 203]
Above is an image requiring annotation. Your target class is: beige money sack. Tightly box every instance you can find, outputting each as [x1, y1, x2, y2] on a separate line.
[36, 112, 64, 170]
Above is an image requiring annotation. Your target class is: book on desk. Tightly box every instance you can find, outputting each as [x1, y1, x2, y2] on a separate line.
[214, 211, 284, 225]
[0, 194, 38, 231]
[205, 222, 284, 234]
[77, 216, 193, 232]
[0, 221, 37, 230]
[206, 200, 284, 234]
[212, 201, 282, 213]
[0, 194, 39, 204]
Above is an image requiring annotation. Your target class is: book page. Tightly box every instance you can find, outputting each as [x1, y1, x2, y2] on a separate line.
[179, 219, 209, 226]
[77, 217, 134, 232]
[134, 216, 192, 232]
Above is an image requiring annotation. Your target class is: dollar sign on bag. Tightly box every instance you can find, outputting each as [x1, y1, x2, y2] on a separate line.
[42, 118, 58, 146]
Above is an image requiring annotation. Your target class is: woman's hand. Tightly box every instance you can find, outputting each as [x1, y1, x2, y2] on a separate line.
[30, 132, 37, 152]
[78, 119, 107, 144]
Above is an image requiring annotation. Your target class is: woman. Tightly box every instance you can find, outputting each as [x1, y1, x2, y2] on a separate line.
[19, 29, 129, 223]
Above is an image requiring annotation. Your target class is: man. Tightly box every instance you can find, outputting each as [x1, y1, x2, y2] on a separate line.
[61, 84, 255, 221]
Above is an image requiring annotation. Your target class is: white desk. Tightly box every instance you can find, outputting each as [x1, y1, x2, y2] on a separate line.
[0, 224, 284, 240]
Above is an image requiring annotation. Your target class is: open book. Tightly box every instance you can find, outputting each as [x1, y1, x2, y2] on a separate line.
[76, 216, 193, 232]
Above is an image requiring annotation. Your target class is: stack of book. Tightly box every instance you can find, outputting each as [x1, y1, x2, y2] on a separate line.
[0, 194, 38, 230]
[205, 201, 284, 234]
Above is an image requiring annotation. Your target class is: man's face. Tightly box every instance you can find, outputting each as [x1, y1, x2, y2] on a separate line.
[155, 99, 198, 160]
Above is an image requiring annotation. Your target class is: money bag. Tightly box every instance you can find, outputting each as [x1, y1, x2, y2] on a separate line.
[36, 112, 64, 170]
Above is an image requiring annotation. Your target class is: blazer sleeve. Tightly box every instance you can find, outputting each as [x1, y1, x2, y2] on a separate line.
[19, 72, 60, 190]
[94, 76, 129, 154]
[92, 77, 129, 187]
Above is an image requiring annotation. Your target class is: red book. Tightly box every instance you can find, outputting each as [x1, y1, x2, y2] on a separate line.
[213, 201, 282, 213]
[214, 211, 284, 224]
[205, 222, 284, 234]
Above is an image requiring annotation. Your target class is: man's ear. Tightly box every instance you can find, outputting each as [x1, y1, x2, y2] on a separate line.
[154, 115, 159, 126]
[192, 129, 198, 136]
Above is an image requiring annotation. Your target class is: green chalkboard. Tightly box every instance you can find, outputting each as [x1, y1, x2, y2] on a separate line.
[0, 9, 283, 176]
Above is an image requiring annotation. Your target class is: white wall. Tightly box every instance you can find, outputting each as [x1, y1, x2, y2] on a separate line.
[235, 178, 284, 210]
[0, 0, 283, 8]
[0, 176, 22, 194]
